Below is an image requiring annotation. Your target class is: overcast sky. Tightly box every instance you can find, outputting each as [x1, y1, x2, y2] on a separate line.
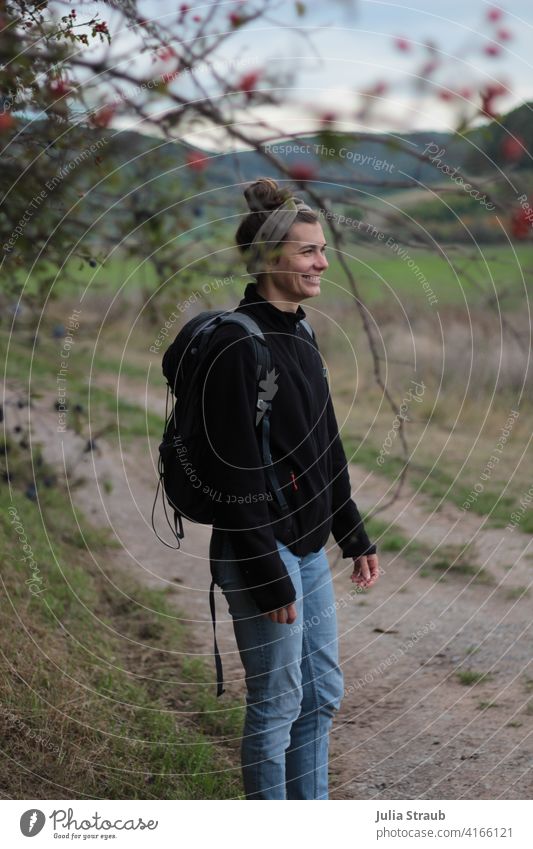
[87, 0, 533, 149]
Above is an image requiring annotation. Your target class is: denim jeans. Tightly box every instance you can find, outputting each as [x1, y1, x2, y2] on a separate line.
[210, 531, 344, 800]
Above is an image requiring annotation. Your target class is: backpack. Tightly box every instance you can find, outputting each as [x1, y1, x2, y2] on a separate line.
[151, 308, 317, 549]
[151, 306, 317, 697]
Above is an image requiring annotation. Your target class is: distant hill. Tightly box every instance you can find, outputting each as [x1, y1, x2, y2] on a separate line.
[100, 100, 532, 208]
[17, 102, 532, 249]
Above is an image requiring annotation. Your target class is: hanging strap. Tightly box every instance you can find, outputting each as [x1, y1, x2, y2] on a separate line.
[251, 333, 290, 516]
[209, 578, 225, 697]
[259, 395, 289, 513]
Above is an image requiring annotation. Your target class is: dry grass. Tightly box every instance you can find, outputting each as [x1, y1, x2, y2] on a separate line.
[0, 436, 243, 800]
[313, 298, 532, 527]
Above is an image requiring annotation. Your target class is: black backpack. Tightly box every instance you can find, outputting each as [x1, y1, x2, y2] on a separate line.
[152, 308, 316, 548]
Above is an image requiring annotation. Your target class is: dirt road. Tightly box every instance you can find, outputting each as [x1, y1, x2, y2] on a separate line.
[5, 383, 532, 800]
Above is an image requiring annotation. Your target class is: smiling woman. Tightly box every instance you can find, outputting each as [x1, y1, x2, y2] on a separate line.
[235, 177, 328, 308]
[205, 177, 379, 800]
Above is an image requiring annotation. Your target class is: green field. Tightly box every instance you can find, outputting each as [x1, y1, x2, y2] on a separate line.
[9, 243, 533, 311]
[321, 243, 532, 308]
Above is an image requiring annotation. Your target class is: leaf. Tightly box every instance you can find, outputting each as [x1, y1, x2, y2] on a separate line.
[258, 368, 279, 401]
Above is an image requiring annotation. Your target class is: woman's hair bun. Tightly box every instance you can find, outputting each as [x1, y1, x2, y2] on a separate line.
[244, 177, 292, 214]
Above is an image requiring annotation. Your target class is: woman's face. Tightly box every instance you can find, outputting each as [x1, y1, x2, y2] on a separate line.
[263, 220, 329, 304]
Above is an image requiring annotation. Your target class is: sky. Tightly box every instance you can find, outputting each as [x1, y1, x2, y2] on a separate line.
[79, 0, 533, 150]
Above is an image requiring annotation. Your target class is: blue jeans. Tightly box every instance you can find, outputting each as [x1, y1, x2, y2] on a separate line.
[211, 532, 344, 800]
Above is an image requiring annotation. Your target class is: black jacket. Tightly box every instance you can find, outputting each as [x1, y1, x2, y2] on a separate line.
[201, 282, 376, 612]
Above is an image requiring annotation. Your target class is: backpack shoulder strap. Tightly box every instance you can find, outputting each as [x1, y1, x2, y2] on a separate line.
[213, 311, 290, 516]
[298, 318, 315, 341]
[215, 312, 270, 382]
[297, 318, 328, 383]
[219, 311, 266, 340]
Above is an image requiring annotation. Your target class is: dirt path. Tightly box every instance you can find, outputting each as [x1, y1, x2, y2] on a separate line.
[5, 382, 533, 800]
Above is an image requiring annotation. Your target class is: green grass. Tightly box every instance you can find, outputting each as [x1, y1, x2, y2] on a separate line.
[11, 242, 533, 309]
[363, 516, 495, 588]
[320, 243, 533, 309]
[504, 586, 530, 601]
[0, 436, 243, 799]
[364, 515, 428, 562]
[12, 255, 229, 302]
[179, 657, 245, 740]
[88, 386, 162, 440]
[428, 543, 493, 585]
[456, 670, 492, 686]
[342, 434, 528, 531]
[1, 329, 162, 443]
[406, 193, 494, 224]
[505, 509, 533, 535]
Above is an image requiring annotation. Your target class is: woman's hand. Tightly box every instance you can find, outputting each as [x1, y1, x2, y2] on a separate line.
[262, 603, 298, 624]
[351, 553, 380, 589]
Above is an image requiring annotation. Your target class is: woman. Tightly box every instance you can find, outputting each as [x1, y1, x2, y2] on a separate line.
[202, 177, 379, 800]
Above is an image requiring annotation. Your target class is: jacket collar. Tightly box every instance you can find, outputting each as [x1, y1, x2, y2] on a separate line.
[237, 282, 306, 330]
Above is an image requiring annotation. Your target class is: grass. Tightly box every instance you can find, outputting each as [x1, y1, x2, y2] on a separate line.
[364, 516, 407, 553]
[11, 242, 533, 309]
[363, 516, 495, 589]
[456, 670, 492, 686]
[0, 436, 244, 799]
[428, 543, 493, 585]
[341, 425, 532, 533]
[1, 328, 163, 444]
[364, 515, 429, 564]
[366, 509, 497, 582]
[320, 243, 533, 309]
[504, 586, 530, 601]
[88, 386, 162, 440]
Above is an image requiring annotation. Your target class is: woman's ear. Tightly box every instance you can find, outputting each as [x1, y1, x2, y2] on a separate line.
[265, 245, 282, 271]
[261, 258, 275, 278]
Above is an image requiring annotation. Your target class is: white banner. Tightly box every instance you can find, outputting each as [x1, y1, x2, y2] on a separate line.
[3, 799, 531, 847]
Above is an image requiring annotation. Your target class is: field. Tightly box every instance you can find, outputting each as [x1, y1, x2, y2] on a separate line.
[10, 242, 533, 311]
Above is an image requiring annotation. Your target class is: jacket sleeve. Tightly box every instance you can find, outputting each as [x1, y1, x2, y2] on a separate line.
[200, 325, 297, 612]
[326, 391, 377, 558]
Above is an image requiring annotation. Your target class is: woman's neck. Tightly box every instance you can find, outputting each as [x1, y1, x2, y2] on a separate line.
[255, 278, 301, 313]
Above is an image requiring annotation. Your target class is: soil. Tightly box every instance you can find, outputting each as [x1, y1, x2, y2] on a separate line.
[4, 380, 532, 800]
